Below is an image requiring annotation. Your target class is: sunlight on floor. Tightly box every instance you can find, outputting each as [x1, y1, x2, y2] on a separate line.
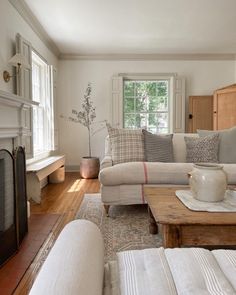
[67, 178, 87, 192]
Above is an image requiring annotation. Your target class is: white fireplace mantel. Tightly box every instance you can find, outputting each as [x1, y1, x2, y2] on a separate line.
[0, 89, 38, 108]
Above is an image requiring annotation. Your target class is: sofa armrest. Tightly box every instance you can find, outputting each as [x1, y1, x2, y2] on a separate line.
[29, 220, 104, 295]
[100, 156, 113, 170]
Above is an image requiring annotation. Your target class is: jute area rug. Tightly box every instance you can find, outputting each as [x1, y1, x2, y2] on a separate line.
[76, 194, 162, 262]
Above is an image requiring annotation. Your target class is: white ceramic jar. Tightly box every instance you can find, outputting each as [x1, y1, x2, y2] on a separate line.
[188, 163, 227, 202]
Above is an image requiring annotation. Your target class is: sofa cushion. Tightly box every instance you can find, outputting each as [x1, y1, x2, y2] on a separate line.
[198, 127, 236, 163]
[106, 124, 145, 165]
[117, 248, 236, 295]
[172, 133, 199, 162]
[184, 134, 220, 163]
[142, 130, 174, 162]
[99, 162, 193, 186]
[99, 162, 236, 186]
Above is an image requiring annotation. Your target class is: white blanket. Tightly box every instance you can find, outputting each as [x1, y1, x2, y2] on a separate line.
[117, 248, 236, 295]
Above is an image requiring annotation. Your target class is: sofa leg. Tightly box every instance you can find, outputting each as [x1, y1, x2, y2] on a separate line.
[104, 205, 110, 217]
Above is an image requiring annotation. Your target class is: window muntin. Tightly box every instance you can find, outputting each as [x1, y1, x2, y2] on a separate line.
[123, 80, 169, 133]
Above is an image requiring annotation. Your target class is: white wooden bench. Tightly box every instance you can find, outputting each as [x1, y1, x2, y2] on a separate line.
[26, 155, 65, 203]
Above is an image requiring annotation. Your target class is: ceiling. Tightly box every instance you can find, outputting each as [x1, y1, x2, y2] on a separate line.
[24, 0, 236, 55]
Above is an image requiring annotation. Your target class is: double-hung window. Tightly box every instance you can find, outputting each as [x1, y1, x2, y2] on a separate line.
[123, 79, 170, 133]
[111, 74, 185, 133]
[32, 51, 54, 156]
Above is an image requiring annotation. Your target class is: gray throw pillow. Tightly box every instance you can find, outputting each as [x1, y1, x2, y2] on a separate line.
[197, 127, 236, 163]
[142, 130, 174, 162]
[184, 133, 220, 163]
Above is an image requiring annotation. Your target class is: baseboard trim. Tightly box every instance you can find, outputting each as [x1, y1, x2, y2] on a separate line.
[65, 165, 80, 172]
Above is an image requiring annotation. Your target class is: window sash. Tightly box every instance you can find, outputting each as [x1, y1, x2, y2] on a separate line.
[123, 79, 170, 133]
[32, 51, 54, 156]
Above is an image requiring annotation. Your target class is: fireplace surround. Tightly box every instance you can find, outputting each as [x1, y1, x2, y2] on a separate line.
[0, 89, 36, 267]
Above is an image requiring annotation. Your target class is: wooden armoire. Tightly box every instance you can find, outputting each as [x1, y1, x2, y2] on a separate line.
[188, 84, 236, 132]
[213, 84, 236, 130]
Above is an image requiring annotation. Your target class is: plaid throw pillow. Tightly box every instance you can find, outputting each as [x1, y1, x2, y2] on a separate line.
[107, 124, 145, 165]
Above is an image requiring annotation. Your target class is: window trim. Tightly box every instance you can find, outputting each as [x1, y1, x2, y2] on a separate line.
[31, 50, 54, 157]
[111, 73, 185, 133]
[121, 73, 176, 133]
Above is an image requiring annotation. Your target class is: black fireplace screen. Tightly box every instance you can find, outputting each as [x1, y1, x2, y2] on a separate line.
[14, 147, 28, 246]
[0, 149, 17, 266]
[0, 147, 28, 267]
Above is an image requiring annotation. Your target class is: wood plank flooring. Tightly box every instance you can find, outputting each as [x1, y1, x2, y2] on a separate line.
[14, 172, 100, 295]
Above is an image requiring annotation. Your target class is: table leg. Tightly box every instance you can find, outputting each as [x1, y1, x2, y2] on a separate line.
[148, 206, 158, 234]
[162, 224, 181, 248]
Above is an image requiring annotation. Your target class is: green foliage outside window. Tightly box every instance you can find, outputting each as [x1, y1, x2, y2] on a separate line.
[123, 80, 169, 133]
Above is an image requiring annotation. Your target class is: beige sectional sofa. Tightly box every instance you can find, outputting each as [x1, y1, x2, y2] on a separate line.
[99, 133, 236, 211]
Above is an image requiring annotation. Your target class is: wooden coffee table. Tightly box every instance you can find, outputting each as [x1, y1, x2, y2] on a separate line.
[144, 187, 236, 248]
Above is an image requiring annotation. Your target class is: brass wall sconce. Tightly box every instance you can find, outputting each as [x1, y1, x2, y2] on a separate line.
[3, 53, 30, 82]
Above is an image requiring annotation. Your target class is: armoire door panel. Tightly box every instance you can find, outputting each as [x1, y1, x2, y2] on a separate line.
[214, 87, 236, 130]
[188, 96, 213, 133]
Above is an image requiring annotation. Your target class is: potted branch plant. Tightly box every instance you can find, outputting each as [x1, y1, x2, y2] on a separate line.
[66, 83, 100, 179]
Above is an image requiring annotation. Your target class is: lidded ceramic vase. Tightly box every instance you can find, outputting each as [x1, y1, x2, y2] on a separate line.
[188, 163, 227, 202]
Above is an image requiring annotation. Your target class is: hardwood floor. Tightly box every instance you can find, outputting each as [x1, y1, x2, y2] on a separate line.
[14, 172, 100, 295]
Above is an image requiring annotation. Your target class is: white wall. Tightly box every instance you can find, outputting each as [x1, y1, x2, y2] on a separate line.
[0, 0, 58, 159]
[0, 0, 58, 94]
[57, 59, 235, 168]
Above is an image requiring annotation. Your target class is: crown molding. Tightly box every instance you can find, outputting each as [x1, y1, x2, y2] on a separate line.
[59, 53, 236, 61]
[9, 0, 60, 57]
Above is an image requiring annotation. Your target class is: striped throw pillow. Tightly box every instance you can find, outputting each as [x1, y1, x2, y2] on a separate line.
[142, 130, 174, 162]
[107, 124, 145, 165]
